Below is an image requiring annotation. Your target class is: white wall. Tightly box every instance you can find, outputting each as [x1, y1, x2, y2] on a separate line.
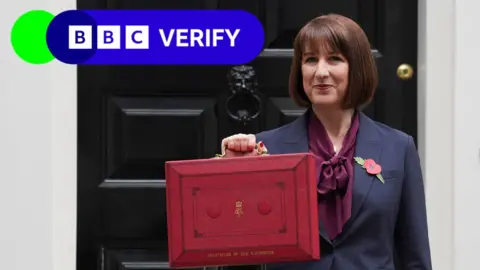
[1, 1, 479, 270]
[419, 0, 480, 269]
[0, 0, 76, 270]
[452, 0, 480, 268]
[417, 0, 454, 269]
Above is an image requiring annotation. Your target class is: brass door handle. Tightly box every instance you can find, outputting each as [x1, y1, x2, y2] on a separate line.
[397, 63, 414, 80]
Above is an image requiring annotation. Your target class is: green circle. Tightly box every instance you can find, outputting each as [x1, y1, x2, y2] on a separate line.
[11, 10, 55, 64]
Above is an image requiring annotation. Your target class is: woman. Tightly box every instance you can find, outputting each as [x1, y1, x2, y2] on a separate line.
[218, 14, 432, 270]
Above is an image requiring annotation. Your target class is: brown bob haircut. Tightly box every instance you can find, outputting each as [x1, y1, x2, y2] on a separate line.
[289, 14, 378, 109]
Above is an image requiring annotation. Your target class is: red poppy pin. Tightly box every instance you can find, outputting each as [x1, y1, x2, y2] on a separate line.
[354, 157, 385, 183]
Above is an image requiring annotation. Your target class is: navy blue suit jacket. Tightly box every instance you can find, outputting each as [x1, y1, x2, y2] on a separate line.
[256, 111, 432, 270]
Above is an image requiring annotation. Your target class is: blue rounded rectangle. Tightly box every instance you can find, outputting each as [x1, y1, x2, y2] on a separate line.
[47, 10, 266, 65]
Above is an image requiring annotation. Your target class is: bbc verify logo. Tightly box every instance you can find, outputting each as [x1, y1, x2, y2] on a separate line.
[68, 26, 150, 49]
[11, 9, 265, 65]
[68, 25, 240, 50]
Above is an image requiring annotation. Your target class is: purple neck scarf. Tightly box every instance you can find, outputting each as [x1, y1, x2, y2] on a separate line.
[308, 111, 360, 240]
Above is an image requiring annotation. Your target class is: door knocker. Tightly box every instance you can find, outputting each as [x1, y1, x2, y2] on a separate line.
[225, 65, 262, 125]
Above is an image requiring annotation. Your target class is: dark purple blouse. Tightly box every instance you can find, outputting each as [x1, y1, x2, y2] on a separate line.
[308, 111, 360, 240]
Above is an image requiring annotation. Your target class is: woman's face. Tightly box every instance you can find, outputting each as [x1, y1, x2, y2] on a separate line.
[301, 44, 349, 108]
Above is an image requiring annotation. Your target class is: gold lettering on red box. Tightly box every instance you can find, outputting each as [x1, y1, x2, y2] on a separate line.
[207, 252, 232, 258]
[207, 250, 275, 258]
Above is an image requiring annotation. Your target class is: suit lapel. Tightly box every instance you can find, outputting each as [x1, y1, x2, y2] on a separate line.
[277, 111, 382, 244]
[279, 110, 332, 244]
[279, 110, 309, 153]
[336, 112, 382, 243]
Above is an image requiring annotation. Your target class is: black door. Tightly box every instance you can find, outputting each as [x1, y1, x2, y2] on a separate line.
[77, 1, 418, 269]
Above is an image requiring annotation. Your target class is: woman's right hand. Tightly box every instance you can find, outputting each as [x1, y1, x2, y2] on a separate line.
[221, 133, 261, 158]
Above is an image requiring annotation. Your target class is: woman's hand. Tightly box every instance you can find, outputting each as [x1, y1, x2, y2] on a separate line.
[220, 133, 261, 158]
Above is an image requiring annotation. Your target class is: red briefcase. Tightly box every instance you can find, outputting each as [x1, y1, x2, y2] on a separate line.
[165, 153, 320, 268]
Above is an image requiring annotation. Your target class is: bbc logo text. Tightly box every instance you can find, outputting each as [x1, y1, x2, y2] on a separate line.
[69, 25, 148, 49]
[68, 25, 241, 49]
